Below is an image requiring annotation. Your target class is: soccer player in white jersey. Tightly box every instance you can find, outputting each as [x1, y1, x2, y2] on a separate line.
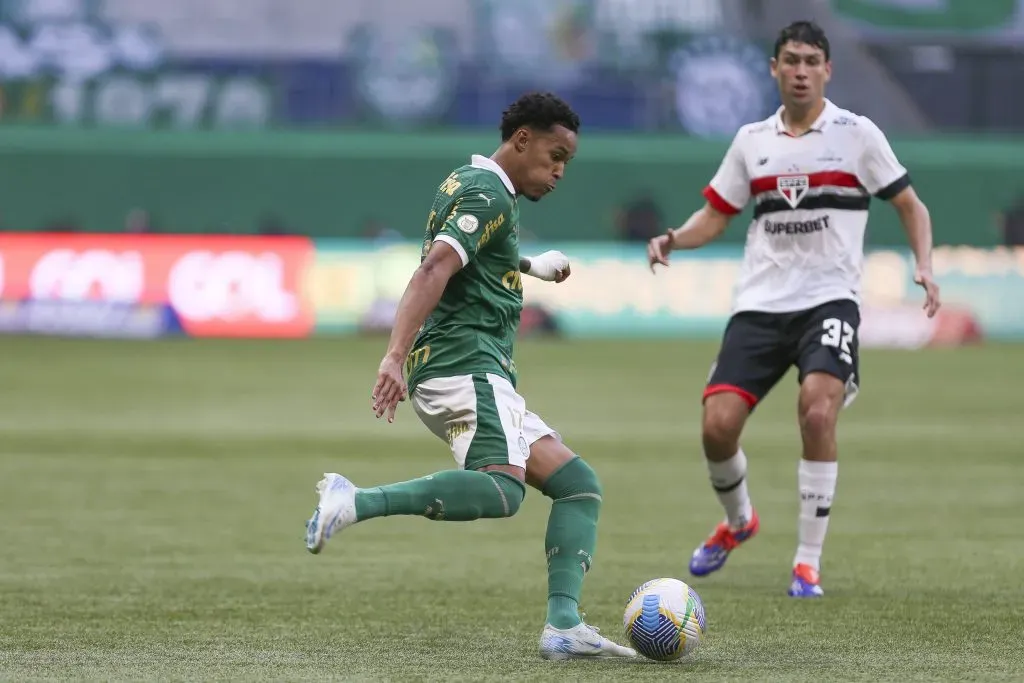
[647, 21, 941, 597]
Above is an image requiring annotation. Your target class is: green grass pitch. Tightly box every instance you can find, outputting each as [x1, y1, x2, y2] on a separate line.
[0, 336, 1021, 681]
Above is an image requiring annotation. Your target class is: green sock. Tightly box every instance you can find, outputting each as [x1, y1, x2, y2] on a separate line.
[542, 456, 603, 630]
[354, 469, 524, 522]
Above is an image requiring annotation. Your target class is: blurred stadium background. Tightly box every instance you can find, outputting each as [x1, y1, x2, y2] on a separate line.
[1, 1, 1022, 680]
[0, 0, 1021, 343]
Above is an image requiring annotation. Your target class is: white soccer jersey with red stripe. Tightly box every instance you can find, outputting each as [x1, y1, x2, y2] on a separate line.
[703, 99, 910, 314]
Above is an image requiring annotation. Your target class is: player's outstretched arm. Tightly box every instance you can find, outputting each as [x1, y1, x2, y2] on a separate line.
[889, 186, 941, 317]
[371, 241, 463, 422]
[648, 202, 732, 271]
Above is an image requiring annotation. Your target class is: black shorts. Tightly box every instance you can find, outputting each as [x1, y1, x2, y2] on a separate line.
[704, 298, 861, 410]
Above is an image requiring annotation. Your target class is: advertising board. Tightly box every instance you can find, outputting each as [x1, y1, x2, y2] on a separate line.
[0, 233, 315, 337]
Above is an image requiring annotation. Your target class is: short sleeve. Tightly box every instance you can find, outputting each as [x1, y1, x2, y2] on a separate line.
[857, 116, 910, 200]
[433, 191, 507, 268]
[703, 131, 749, 215]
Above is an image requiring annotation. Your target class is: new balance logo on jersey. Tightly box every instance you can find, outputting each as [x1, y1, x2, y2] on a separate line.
[777, 175, 809, 209]
[764, 215, 831, 235]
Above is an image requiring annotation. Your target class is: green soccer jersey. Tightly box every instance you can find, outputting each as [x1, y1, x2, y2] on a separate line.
[405, 155, 523, 392]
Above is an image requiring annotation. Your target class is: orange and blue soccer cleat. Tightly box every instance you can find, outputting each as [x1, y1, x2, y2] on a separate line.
[787, 563, 824, 598]
[688, 510, 760, 577]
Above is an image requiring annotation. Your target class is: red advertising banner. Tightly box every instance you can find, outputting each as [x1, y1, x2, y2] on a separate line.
[0, 233, 316, 338]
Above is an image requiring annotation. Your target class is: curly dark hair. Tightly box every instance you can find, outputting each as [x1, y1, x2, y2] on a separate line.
[774, 20, 830, 60]
[500, 92, 580, 142]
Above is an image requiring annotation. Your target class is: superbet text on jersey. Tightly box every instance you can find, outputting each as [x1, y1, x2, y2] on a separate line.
[703, 99, 910, 314]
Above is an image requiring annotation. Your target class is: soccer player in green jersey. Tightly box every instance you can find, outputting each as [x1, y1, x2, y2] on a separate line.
[304, 92, 636, 661]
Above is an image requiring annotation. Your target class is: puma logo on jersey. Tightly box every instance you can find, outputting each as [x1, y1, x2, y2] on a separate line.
[478, 194, 494, 206]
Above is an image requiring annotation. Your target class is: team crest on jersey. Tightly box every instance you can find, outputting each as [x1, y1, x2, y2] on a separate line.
[457, 214, 479, 233]
[778, 175, 809, 209]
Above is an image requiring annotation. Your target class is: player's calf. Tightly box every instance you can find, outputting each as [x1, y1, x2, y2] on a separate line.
[305, 469, 525, 554]
[792, 372, 843, 595]
[538, 453, 603, 631]
[701, 395, 751, 527]
[797, 374, 843, 461]
[531, 446, 636, 661]
[701, 391, 749, 460]
[690, 393, 758, 577]
[356, 469, 525, 522]
[792, 456, 838, 597]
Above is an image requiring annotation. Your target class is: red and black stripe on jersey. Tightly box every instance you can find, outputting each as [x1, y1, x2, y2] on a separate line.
[749, 170, 911, 219]
[751, 171, 867, 219]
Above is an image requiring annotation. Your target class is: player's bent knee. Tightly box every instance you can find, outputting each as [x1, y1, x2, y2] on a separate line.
[525, 435, 575, 490]
[798, 374, 844, 439]
[702, 395, 748, 456]
[486, 471, 526, 518]
[800, 371, 845, 398]
[702, 410, 741, 444]
[799, 403, 836, 439]
[541, 456, 603, 503]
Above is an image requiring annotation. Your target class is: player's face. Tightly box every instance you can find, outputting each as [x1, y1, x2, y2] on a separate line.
[518, 125, 577, 202]
[771, 42, 831, 107]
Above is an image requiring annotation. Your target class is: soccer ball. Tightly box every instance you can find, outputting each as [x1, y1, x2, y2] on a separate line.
[623, 578, 706, 661]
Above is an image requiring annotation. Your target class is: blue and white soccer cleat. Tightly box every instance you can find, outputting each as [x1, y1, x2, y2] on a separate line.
[539, 621, 637, 661]
[787, 563, 825, 598]
[688, 509, 760, 577]
[305, 473, 358, 554]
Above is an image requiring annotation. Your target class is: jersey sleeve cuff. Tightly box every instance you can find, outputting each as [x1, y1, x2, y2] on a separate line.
[433, 234, 469, 267]
[875, 172, 911, 200]
[703, 185, 742, 215]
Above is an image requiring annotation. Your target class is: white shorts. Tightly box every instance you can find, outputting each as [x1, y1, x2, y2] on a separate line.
[411, 373, 559, 470]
